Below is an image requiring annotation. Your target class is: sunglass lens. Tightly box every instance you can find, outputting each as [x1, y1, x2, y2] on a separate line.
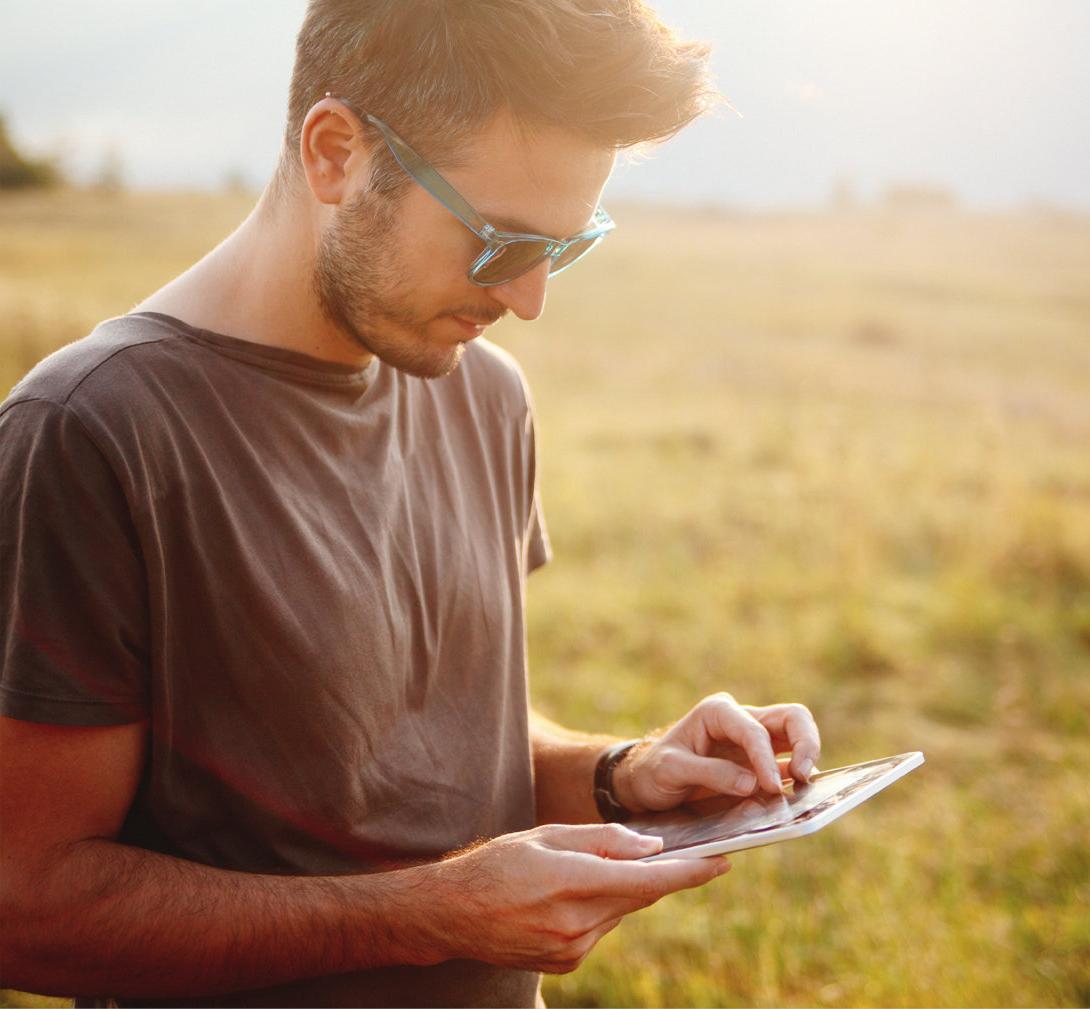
[473, 241, 550, 285]
[549, 235, 601, 274]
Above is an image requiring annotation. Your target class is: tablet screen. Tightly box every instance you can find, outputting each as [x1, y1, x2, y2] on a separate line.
[628, 753, 919, 855]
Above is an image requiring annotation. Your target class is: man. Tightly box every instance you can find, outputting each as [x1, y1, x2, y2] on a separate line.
[0, 2, 821, 1006]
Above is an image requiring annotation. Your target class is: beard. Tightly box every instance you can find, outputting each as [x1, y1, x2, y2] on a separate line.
[312, 190, 467, 380]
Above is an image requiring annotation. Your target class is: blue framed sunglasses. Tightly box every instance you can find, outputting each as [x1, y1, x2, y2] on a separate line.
[325, 93, 616, 287]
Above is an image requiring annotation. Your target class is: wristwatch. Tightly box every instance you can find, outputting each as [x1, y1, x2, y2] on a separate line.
[593, 738, 642, 822]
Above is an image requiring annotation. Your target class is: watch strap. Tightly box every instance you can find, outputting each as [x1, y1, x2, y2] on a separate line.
[593, 738, 642, 823]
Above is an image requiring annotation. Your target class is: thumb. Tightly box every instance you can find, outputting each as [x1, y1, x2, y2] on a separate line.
[541, 822, 664, 860]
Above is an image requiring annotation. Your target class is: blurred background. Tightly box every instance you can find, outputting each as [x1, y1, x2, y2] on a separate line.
[2, 2, 1088, 1007]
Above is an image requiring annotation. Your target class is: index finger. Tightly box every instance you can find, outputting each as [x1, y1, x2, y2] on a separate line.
[747, 703, 821, 782]
[700, 695, 783, 794]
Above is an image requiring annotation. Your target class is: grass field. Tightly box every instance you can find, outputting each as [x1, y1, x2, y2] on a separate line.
[2, 190, 1088, 1008]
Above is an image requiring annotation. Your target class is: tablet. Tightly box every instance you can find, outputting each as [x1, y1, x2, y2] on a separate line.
[628, 751, 925, 861]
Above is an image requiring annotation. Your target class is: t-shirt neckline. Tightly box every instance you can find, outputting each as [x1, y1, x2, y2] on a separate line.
[127, 311, 382, 387]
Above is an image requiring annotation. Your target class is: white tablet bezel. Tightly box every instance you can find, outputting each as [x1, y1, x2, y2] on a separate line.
[632, 751, 925, 861]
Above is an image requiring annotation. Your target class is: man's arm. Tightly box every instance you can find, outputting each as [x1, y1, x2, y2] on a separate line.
[529, 710, 619, 824]
[1, 715, 725, 999]
[0, 716, 446, 998]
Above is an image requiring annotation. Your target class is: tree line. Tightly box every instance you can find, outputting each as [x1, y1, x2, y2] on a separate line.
[0, 113, 62, 189]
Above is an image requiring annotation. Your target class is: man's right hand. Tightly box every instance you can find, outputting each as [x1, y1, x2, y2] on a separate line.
[0, 713, 725, 995]
[422, 822, 729, 974]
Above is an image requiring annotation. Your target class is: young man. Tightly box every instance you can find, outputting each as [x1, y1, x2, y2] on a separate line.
[0, 2, 821, 1006]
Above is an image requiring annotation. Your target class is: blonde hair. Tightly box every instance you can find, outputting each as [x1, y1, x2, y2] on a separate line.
[273, 0, 721, 200]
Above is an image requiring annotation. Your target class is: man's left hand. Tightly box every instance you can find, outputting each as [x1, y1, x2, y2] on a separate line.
[610, 693, 821, 815]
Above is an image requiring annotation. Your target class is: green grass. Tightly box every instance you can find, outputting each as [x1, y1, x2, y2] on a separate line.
[2, 190, 1088, 1008]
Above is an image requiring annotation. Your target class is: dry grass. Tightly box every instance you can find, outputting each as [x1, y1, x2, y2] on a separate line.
[2, 190, 1088, 1008]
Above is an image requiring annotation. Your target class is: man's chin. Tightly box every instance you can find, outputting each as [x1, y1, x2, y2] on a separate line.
[341, 318, 467, 380]
[413, 341, 466, 380]
[380, 338, 466, 380]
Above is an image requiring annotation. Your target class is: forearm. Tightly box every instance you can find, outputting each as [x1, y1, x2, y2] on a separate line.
[4, 837, 449, 999]
[530, 710, 620, 824]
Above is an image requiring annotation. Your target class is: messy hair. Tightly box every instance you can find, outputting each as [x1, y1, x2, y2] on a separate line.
[273, 0, 721, 201]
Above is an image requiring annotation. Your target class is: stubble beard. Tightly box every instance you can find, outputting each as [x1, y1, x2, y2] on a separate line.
[312, 191, 465, 380]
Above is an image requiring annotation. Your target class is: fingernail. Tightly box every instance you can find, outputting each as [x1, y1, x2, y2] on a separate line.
[717, 858, 731, 875]
[639, 834, 664, 849]
[736, 771, 756, 793]
[799, 758, 813, 781]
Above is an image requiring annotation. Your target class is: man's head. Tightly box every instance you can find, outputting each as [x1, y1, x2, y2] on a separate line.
[273, 0, 718, 377]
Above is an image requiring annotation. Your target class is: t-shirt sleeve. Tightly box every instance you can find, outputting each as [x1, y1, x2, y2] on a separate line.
[0, 399, 150, 725]
[526, 486, 551, 575]
[521, 396, 552, 576]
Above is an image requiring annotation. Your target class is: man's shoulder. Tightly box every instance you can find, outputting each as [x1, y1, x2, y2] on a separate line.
[2, 313, 183, 419]
[456, 337, 535, 419]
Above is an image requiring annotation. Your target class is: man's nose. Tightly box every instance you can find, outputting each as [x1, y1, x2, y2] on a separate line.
[487, 259, 550, 321]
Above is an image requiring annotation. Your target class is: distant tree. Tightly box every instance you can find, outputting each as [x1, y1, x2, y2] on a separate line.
[0, 112, 62, 189]
[830, 176, 859, 212]
[222, 167, 254, 196]
[881, 183, 958, 212]
[93, 145, 125, 194]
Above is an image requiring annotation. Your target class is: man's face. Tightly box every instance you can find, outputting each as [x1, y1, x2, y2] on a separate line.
[312, 108, 615, 379]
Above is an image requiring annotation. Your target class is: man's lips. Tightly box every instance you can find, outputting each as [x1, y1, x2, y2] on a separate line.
[448, 314, 494, 338]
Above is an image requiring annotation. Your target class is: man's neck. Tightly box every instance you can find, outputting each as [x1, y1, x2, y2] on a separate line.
[132, 187, 374, 368]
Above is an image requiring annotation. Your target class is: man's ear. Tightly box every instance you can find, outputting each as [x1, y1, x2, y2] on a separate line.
[299, 96, 373, 205]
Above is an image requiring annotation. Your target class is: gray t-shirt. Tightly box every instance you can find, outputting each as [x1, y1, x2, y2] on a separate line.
[0, 312, 550, 1007]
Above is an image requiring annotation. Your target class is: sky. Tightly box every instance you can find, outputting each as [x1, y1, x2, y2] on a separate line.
[2, 0, 1089, 210]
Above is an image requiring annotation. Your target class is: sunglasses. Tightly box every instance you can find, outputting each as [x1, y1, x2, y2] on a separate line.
[324, 93, 616, 287]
